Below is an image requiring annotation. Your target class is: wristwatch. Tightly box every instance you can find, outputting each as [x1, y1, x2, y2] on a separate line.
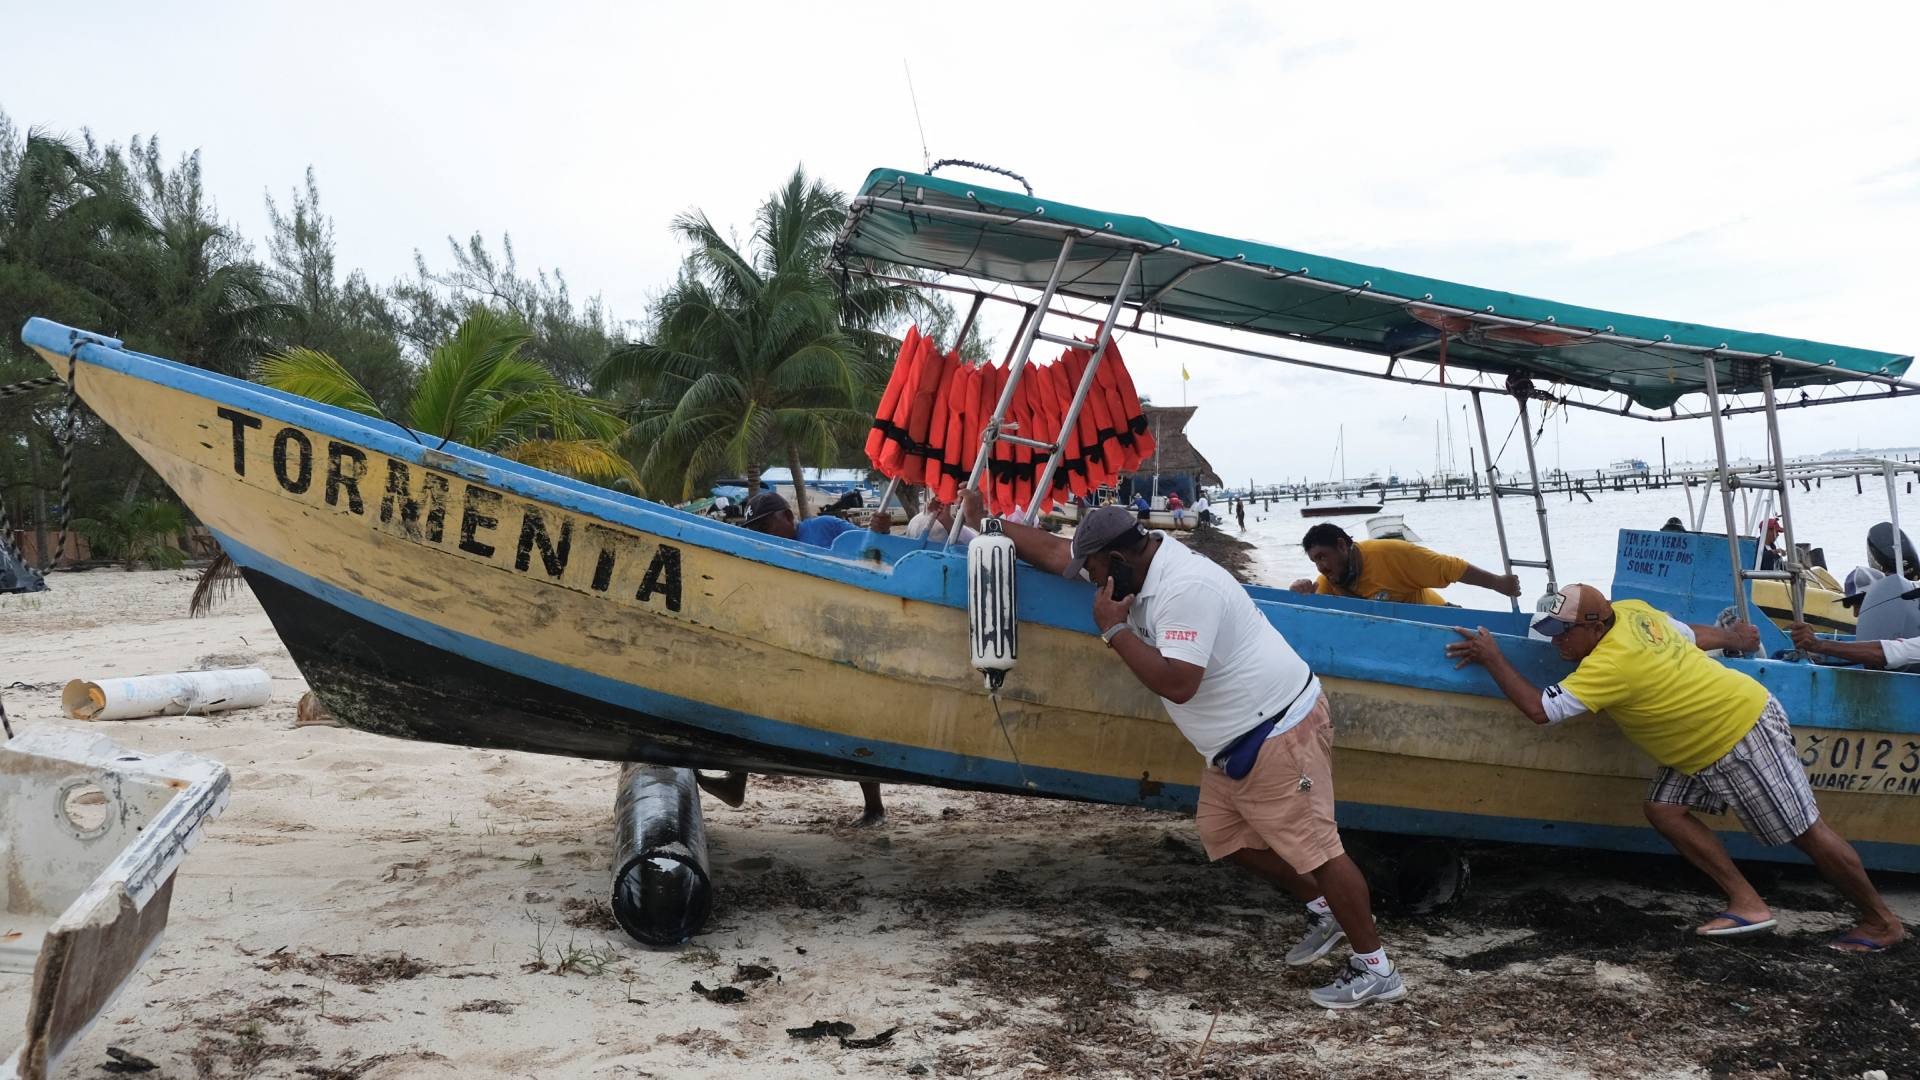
[1101, 623, 1131, 647]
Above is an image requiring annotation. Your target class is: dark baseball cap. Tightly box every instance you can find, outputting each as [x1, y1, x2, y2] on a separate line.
[1064, 505, 1149, 578]
[742, 491, 791, 528]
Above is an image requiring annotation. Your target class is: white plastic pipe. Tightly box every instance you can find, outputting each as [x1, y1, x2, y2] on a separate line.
[61, 667, 272, 721]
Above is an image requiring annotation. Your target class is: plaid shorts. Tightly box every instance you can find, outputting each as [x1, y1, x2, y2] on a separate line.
[1646, 696, 1819, 846]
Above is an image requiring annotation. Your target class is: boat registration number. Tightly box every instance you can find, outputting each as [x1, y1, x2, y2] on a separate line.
[1796, 731, 1920, 795]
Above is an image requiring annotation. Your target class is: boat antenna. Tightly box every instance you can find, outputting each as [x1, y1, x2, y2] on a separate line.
[904, 60, 931, 171]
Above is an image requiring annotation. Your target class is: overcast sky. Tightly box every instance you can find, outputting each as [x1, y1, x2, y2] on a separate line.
[8, 1, 1917, 484]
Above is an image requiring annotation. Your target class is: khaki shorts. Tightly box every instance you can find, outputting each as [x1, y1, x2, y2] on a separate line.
[1195, 694, 1343, 872]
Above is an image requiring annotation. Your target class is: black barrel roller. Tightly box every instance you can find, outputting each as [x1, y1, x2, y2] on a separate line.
[610, 764, 712, 947]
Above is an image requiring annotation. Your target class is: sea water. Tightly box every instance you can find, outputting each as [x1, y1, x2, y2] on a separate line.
[1235, 479, 1920, 607]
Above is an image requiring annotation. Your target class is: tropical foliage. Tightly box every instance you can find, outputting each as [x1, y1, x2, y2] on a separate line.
[256, 307, 634, 482]
[0, 107, 960, 560]
[598, 166, 924, 512]
[0, 107, 626, 559]
[74, 498, 188, 570]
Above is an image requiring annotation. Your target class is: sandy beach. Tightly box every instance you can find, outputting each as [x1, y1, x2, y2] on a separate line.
[5, 570, 1917, 1079]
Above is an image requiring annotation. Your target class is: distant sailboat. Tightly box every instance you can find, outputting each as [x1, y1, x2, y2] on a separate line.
[1301, 425, 1383, 517]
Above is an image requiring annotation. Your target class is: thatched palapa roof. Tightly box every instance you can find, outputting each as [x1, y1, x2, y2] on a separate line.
[1126, 405, 1222, 486]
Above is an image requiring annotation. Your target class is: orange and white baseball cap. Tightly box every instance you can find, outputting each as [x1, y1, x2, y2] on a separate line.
[1532, 583, 1614, 637]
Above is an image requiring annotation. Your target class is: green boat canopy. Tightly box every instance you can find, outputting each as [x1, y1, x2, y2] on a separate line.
[837, 168, 1913, 412]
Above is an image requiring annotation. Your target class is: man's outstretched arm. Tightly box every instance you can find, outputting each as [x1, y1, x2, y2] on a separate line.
[1458, 564, 1523, 598]
[1687, 621, 1762, 654]
[1789, 623, 1888, 667]
[1444, 627, 1550, 725]
[960, 491, 1073, 575]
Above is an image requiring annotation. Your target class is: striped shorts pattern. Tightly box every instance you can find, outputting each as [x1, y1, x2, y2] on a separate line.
[1645, 696, 1819, 847]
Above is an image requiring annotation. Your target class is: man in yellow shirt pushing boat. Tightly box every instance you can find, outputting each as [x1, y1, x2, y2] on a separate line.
[1447, 584, 1906, 953]
[1288, 523, 1520, 605]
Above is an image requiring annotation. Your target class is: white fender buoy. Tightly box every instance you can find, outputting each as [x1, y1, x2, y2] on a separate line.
[968, 518, 1018, 691]
[62, 667, 272, 722]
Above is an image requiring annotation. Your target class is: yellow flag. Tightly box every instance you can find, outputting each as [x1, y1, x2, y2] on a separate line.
[1181, 363, 1190, 381]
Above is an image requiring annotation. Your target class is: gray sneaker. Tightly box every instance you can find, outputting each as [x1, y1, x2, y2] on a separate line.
[1309, 957, 1408, 1009]
[1286, 909, 1347, 966]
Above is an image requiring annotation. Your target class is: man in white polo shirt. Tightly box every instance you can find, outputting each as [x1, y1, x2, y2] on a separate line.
[964, 500, 1405, 1009]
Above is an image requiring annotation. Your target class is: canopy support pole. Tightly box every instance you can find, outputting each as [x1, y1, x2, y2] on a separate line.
[1886, 463, 1906, 583]
[1757, 365, 1805, 626]
[1701, 356, 1752, 629]
[949, 236, 1076, 547]
[1469, 392, 1521, 613]
[955, 293, 985, 347]
[1514, 394, 1560, 596]
[1024, 251, 1143, 525]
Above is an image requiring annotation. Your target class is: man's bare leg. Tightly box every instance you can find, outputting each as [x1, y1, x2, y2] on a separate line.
[1644, 801, 1770, 931]
[1228, 846, 1320, 904]
[696, 771, 748, 808]
[854, 781, 886, 828]
[1306, 854, 1380, 954]
[1791, 820, 1907, 950]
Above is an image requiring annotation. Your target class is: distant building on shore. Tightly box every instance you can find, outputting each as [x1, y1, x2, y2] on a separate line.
[1120, 405, 1222, 504]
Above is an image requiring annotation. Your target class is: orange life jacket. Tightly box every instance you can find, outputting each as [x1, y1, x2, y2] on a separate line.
[867, 326, 919, 468]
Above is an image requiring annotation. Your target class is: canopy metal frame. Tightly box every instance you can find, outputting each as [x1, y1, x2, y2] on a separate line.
[840, 187, 1920, 402]
[841, 188, 1915, 641]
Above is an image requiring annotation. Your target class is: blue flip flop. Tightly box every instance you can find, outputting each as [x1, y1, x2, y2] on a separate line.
[1697, 911, 1778, 936]
[1828, 935, 1892, 954]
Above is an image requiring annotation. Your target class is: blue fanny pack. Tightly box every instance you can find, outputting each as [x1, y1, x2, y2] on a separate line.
[1212, 677, 1316, 780]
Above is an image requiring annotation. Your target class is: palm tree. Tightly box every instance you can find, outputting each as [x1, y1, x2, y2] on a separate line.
[0, 127, 153, 557]
[255, 307, 634, 483]
[597, 166, 922, 512]
[124, 138, 292, 380]
[0, 127, 151, 342]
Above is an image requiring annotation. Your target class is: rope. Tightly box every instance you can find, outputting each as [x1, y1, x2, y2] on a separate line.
[0, 375, 61, 399]
[46, 350, 80, 571]
[928, 159, 1034, 197]
[0, 379, 51, 583]
[987, 692, 1035, 790]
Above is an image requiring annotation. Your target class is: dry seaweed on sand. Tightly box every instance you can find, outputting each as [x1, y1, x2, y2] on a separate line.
[294, 1052, 449, 1080]
[258, 948, 435, 983]
[560, 895, 620, 930]
[690, 980, 747, 1004]
[719, 862, 864, 913]
[1433, 885, 1920, 1077]
[787, 1020, 855, 1041]
[99, 1046, 159, 1073]
[838, 1026, 900, 1049]
[1180, 527, 1259, 584]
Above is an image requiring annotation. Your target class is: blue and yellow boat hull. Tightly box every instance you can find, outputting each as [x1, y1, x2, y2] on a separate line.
[25, 318, 1920, 872]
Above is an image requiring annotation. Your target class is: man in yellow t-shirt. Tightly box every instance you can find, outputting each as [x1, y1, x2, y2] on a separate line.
[1288, 523, 1519, 605]
[1445, 584, 1905, 954]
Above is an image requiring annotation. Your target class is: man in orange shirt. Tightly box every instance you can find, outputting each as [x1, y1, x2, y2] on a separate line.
[1288, 523, 1519, 605]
